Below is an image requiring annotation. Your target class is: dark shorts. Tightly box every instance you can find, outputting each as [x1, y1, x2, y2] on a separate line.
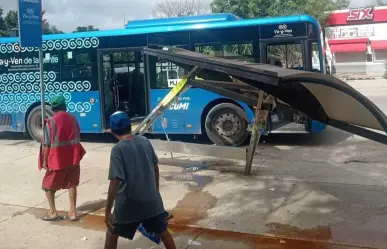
[42, 165, 80, 191]
[112, 212, 168, 240]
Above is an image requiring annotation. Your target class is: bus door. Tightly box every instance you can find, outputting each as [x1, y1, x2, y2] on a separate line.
[97, 48, 147, 129]
[259, 38, 312, 133]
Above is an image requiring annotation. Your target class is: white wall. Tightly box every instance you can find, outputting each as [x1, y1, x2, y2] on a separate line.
[374, 50, 387, 61]
[325, 22, 387, 41]
[335, 52, 365, 63]
[326, 23, 387, 74]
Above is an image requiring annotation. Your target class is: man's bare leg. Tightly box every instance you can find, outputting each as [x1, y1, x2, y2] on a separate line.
[45, 190, 58, 217]
[68, 187, 77, 218]
[160, 230, 176, 249]
[104, 230, 119, 249]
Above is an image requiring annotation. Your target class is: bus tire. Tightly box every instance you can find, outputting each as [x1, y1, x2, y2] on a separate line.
[27, 105, 53, 142]
[205, 103, 248, 146]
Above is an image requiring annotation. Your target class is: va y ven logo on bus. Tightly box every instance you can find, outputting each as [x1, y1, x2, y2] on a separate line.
[347, 7, 374, 22]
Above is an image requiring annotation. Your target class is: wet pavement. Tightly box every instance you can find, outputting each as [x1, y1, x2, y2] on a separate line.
[1, 98, 387, 248]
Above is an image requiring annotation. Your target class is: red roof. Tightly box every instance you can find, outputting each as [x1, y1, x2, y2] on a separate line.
[330, 43, 367, 53]
[328, 38, 369, 45]
[371, 40, 387, 50]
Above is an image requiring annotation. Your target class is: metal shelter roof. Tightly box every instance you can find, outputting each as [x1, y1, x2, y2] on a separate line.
[143, 47, 387, 145]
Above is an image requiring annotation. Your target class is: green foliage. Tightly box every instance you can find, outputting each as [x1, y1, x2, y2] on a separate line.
[73, 25, 99, 33]
[0, 7, 7, 37]
[0, 8, 17, 37]
[43, 22, 64, 34]
[211, 0, 350, 26]
[4, 10, 17, 31]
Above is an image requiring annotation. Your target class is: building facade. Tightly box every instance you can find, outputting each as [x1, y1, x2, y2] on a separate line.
[325, 6, 387, 74]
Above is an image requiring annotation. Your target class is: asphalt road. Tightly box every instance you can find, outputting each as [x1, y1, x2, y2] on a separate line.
[347, 79, 387, 114]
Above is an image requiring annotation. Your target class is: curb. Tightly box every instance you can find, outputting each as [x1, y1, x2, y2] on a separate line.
[343, 77, 377, 80]
[336, 75, 385, 81]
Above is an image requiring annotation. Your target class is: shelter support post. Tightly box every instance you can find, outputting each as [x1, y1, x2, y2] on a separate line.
[132, 66, 200, 135]
[244, 91, 269, 175]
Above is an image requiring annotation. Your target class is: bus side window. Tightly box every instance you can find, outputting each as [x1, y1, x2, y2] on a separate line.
[311, 42, 321, 72]
[267, 44, 303, 69]
[151, 58, 184, 89]
[195, 43, 222, 57]
[195, 42, 254, 62]
[222, 42, 254, 62]
[43, 51, 60, 82]
[62, 50, 98, 91]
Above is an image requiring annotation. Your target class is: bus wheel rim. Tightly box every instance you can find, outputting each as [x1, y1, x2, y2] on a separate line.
[33, 112, 43, 137]
[214, 112, 241, 138]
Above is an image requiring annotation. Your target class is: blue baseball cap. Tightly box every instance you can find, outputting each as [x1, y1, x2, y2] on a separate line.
[110, 111, 131, 131]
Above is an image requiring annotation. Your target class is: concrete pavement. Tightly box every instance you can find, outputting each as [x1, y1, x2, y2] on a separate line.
[1, 128, 387, 249]
[1, 79, 387, 248]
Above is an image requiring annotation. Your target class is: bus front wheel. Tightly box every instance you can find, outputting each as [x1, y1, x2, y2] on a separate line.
[27, 105, 53, 142]
[205, 103, 248, 146]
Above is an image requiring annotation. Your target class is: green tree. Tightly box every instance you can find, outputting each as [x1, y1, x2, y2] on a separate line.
[73, 25, 99, 33]
[43, 21, 63, 34]
[4, 10, 18, 31]
[0, 7, 7, 37]
[211, 0, 350, 25]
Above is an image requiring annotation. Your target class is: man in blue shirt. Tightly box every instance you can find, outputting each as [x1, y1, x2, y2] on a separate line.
[104, 111, 176, 249]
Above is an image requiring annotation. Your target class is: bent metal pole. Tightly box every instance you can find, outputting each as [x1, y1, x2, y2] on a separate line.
[244, 91, 268, 175]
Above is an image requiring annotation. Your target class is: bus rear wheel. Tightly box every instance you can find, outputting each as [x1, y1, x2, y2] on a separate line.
[27, 105, 53, 142]
[205, 103, 248, 146]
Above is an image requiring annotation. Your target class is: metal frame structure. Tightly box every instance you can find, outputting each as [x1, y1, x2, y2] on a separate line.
[133, 66, 201, 135]
[133, 47, 387, 175]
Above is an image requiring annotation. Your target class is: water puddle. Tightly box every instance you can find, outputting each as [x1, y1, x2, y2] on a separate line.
[267, 223, 387, 248]
[170, 190, 217, 225]
[164, 167, 217, 226]
[183, 163, 209, 172]
[170, 225, 334, 249]
[164, 173, 214, 189]
[17, 207, 386, 248]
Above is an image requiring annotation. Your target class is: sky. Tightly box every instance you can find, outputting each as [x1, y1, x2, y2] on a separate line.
[0, 0, 382, 32]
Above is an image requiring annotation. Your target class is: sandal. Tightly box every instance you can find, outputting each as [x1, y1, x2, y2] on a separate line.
[41, 215, 63, 221]
[63, 215, 79, 221]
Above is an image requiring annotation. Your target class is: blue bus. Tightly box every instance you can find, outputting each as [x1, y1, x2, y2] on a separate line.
[0, 13, 327, 146]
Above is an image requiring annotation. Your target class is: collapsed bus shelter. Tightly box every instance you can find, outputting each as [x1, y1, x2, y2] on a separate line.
[133, 47, 387, 175]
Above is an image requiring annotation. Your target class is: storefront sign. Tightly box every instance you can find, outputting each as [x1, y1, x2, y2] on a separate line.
[347, 7, 375, 22]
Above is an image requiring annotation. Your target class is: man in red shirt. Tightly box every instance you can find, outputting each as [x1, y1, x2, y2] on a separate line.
[39, 95, 86, 221]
